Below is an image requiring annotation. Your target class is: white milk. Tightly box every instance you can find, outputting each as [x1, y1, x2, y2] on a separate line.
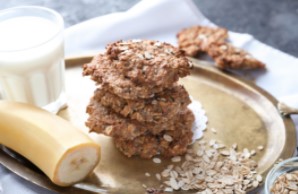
[0, 16, 66, 112]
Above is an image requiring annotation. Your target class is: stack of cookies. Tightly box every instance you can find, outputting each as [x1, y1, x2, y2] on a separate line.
[83, 40, 194, 159]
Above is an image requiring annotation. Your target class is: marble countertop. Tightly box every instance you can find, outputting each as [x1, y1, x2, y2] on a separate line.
[1, 0, 297, 57]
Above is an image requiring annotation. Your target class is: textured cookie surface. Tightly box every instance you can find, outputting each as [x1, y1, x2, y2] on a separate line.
[177, 25, 266, 70]
[83, 40, 191, 99]
[86, 99, 193, 140]
[207, 42, 265, 69]
[113, 109, 194, 159]
[93, 85, 191, 123]
[177, 26, 228, 57]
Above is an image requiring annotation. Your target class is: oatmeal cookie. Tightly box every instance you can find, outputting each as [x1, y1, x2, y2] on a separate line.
[83, 54, 173, 99]
[83, 40, 191, 99]
[93, 85, 191, 123]
[177, 26, 228, 57]
[86, 99, 194, 140]
[113, 110, 194, 159]
[207, 42, 266, 69]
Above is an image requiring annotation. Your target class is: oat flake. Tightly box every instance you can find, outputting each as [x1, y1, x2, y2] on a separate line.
[153, 157, 162, 164]
[156, 139, 261, 193]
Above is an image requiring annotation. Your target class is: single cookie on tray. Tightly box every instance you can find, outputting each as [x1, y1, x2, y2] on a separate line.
[93, 85, 191, 123]
[176, 25, 266, 70]
[83, 40, 191, 99]
[113, 109, 194, 159]
[177, 26, 228, 57]
[86, 99, 194, 140]
[207, 42, 266, 69]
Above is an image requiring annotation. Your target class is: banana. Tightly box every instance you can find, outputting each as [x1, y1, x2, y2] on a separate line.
[0, 101, 101, 186]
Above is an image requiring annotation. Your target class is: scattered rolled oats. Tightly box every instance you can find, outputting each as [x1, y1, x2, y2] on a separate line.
[211, 128, 217, 134]
[185, 154, 193, 161]
[104, 126, 113, 135]
[257, 145, 264, 151]
[171, 156, 181, 163]
[271, 170, 298, 194]
[144, 51, 153, 60]
[209, 139, 216, 146]
[164, 187, 173, 192]
[136, 53, 144, 59]
[119, 46, 129, 51]
[154, 42, 162, 47]
[163, 134, 173, 142]
[220, 150, 230, 156]
[256, 174, 263, 182]
[188, 61, 193, 68]
[277, 158, 284, 163]
[145, 172, 151, 177]
[156, 173, 161, 181]
[220, 45, 228, 50]
[232, 143, 238, 150]
[153, 157, 162, 164]
[169, 177, 179, 190]
[196, 149, 204, 157]
[165, 49, 174, 55]
[214, 144, 225, 149]
[252, 180, 259, 188]
[197, 34, 207, 40]
[156, 139, 262, 193]
[250, 150, 256, 156]
[199, 140, 206, 145]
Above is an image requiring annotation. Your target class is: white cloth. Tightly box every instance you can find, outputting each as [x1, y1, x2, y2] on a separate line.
[1, 0, 298, 193]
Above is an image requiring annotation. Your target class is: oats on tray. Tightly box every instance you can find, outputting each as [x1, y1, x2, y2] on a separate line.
[83, 40, 195, 159]
[154, 139, 263, 193]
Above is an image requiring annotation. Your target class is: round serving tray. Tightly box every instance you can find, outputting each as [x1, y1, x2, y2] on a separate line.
[0, 56, 296, 194]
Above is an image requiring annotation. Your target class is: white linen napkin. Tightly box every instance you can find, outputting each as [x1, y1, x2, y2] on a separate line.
[1, 0, 298, 193]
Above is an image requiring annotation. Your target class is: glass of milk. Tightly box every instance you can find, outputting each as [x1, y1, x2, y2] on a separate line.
[0, 6, 67, 114]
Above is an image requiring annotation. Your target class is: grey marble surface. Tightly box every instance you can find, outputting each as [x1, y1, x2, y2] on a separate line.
[0, 0, 297, 57]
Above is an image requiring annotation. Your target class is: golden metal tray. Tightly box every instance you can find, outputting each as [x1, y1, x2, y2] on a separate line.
[0, 56, 296, 194]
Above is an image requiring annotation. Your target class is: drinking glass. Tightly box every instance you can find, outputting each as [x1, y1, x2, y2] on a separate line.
[0, 6, 66, 114]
